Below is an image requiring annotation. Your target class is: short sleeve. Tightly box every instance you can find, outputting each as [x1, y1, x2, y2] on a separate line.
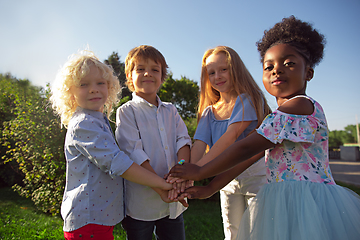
[256, 110, 319, 144]
[229, 94, 257, 125]
[193, 107, 212, 146]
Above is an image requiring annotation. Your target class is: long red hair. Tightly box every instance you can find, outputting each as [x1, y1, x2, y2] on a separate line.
[198, 46, 271, 128]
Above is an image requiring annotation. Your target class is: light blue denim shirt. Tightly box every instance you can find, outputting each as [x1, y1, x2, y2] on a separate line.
[115, 93, 192, 220]
[61, 107, 133, 232]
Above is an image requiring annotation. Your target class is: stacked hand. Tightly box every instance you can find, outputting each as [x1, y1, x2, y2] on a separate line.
[163, 162, 216, 204]
[168, 162, 203, 181]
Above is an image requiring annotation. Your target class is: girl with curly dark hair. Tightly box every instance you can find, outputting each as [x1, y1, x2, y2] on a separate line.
[170, 16, 360, 240]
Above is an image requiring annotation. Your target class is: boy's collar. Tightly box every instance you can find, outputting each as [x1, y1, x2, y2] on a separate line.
[132, 92, 164, 107]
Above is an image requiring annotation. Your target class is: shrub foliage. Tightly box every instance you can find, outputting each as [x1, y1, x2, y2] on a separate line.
[1, 76, 66, 215]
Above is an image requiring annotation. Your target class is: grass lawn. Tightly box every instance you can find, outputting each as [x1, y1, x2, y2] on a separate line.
[0, 187, 64, 239]
[0, 188, 223, 240]
[1, 181, 359, 239]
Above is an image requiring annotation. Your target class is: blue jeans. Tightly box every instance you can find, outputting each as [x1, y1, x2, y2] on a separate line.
[121, 214, 185, 240]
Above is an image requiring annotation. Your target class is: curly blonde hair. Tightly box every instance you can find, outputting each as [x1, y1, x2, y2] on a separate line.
[50, 50, 121, 127]
[199, 46, 271, 127]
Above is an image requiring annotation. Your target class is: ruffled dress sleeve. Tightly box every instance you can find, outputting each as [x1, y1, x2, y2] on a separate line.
[256, 110, 321, 144]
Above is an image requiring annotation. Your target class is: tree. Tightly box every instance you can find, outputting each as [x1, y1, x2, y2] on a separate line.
[158, 74, 199, 120]
[0, 74, 42, 127]
[329, 130, 348, 148]
[328, 124, 359, 148]
[104, 52, 131, 99]
[344, 124, 359, 143]
[1, 79, 66, 214]
[0, 74, 44, 187]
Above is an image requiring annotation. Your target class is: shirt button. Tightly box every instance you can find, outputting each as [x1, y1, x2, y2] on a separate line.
[79, 234, 82, 237]
[160, 128, 164, 131]
[90, 235, 94, 238]
[165, 146, 168, 150]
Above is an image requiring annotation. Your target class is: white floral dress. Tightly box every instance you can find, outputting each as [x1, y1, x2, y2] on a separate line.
[236, 96, 360, 240]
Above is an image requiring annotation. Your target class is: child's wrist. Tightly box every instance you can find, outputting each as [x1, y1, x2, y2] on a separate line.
[164, 182, 172, 190]
[178, 159, 185, 165]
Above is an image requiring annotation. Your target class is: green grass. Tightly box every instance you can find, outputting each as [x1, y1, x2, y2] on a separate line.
[0, 188, 223, 240]
[1, 182, 359, 240]
[0, 188, 63, 239]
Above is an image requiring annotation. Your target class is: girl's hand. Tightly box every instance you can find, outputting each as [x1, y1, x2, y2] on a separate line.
[162, 181, 173, 191]
[166, 175, 180, 184]
[173, 179, 193, 193]
[184, 185, 216, 200]
[185, 180, 194, 189]
[165, 175, 186, 192]
[158, 189, 173, 203]
[160, 189, 189, 208]
[175, 192, 191, 203]
[168, 188, 178, 201]
[169, 163, 202, 181]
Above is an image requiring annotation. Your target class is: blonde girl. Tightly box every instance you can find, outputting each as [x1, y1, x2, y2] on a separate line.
[190, 46, 271, 240]
[51, 50, 120, 128]
[50, 50, 172, 240]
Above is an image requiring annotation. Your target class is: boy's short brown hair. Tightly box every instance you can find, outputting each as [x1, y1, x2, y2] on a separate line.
[125, 45, 169, 92]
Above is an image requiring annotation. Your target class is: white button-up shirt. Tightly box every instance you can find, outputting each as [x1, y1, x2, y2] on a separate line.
[115, 93, 191, 220]
[62, 107, 133, 232]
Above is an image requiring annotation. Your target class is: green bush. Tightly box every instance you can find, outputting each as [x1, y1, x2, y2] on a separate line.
[2, 83, 66, 215]
[0, 75, 27, 187]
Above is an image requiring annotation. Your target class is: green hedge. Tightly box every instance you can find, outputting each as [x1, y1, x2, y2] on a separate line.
[2, 83, 66, 215]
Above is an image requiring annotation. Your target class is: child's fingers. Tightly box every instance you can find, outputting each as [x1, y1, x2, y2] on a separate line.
[167, 189, 171, 200]
[166, 176, 181, 184]
[173, 189, 179, 200]
[178, 198, 189, 207]
[176, 182, 182, 194]
[186, 180, 194, 188]
[169, 189, 173, 200]
[169, 173, 180, 178]
[176, 177, 187, 183]
[168, 189, 177, 200]
[174, 178, 186, 183]
[180, 181, 187, 193]
[177, 193, 189, 207]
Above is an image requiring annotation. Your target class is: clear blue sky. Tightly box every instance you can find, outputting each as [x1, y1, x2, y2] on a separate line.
[1, 0, 359, 131]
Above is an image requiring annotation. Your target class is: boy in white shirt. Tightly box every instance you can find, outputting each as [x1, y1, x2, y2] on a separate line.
[115, 45, 191, 240]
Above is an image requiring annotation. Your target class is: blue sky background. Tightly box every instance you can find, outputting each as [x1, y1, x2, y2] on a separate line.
[1, 0, 359, 131]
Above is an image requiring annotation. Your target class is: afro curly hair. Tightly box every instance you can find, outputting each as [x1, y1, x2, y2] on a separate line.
[256, 15, 326, 68]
